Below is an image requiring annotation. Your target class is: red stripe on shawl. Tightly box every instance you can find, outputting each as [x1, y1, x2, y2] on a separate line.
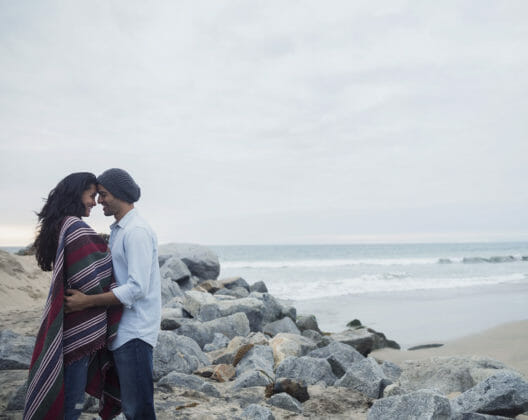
[43, 387, 64, 420]
[66, 240, 108, 267]
[30, 280, 64, 366]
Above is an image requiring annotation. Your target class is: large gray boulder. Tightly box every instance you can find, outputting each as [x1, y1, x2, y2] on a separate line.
[176, 312, 250, 349]
[451, 371, 528, 417]
[220, 276, 251, 291]
[367, 389, 452, 420]
[275, 356, 336, 386]
[381, 360, 402, 383]
[269, 392, 303, 413]
[232, 370, 274, 391]
[182, 290, 218, 318]
[158, 371, 220, 397]
[215, 286, 249, 298]
[236, 345, 275, 378]
[335, 357, 391, 398]
[263, 317, 301, 337]
[308, 341, 364, 378]
[203, 333, 230, 352]
[153, 331, 209, 380]
[159, 243, 220, 280]
[241, 404, 275, 420]
[398, 356, 515, 395]
[331, 327, 400, 356]
[250, 281, 268, 293]
[159, 256, 189, 301]
[0, 330, 35, 370]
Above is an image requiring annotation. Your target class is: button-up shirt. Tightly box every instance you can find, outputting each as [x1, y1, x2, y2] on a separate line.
[108, 208, 161, 350]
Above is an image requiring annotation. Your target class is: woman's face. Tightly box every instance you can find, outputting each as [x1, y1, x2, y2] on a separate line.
[81, 184, 97, 217]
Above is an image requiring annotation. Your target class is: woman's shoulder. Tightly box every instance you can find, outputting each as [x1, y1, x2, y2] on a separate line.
[61, 216, 96, 235]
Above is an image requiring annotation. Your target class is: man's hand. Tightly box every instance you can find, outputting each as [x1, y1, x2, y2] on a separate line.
[64, 289, 91, 313]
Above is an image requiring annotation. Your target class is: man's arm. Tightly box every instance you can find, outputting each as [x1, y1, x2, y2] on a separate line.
[64, 289, 121, 313]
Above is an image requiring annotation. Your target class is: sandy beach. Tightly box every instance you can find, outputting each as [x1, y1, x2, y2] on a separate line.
[373, 319, 528, 377]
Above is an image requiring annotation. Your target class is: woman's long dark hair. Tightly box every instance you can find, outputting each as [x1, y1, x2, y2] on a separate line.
[35, 172, 97, 271]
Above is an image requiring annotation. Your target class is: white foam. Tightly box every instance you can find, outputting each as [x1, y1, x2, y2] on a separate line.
[267, 272, 527, 301]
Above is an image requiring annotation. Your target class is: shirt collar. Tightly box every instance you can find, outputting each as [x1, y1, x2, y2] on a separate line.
[110, 208, 137, 231]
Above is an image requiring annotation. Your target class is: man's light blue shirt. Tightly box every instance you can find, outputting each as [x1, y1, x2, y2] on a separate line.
[108, 208, 161, 351]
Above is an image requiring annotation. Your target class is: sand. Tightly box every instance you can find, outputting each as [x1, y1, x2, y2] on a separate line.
[372, 319, 528, 377]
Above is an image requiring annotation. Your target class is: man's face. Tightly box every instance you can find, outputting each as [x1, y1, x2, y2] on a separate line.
[97, 185, 120, 217]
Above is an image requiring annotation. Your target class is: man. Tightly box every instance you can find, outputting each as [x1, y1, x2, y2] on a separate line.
[65, 168, 161, 420]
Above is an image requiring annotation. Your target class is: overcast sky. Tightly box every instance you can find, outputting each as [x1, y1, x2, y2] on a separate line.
[1, 1, 527, 246]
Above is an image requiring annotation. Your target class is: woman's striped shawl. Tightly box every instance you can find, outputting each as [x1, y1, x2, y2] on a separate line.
[23, 216, 123, 420]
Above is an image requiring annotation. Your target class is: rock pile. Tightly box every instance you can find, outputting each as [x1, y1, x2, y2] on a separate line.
[1, 243, 528, 419]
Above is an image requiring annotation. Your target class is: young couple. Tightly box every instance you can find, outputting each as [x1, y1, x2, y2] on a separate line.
[23, 169, 161, 420]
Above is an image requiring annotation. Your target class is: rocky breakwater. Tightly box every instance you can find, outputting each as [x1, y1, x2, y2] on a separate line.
[1, 243, 528, 419]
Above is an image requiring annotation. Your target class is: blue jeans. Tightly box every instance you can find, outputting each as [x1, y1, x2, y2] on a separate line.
[64, 355, 89, 420]
[113, 339, 156, 420]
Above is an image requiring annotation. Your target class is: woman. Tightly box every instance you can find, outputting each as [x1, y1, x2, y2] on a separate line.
[23, 172, 122, 420]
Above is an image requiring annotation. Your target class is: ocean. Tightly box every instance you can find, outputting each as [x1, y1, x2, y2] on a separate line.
[4, 242, 528, 347]
[211, 242, 528, 347]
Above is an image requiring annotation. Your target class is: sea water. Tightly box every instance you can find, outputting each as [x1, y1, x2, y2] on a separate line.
[211, 242, 528, 346]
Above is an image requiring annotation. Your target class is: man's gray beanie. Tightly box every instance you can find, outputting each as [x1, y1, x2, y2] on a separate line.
[97, 168, 141, 203]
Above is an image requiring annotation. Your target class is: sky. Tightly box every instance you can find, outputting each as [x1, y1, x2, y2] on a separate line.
[1, 1, 527, 246]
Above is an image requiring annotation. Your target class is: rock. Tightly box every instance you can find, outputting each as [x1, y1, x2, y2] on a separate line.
[176, 312, 250, 349]
[275, 356, 336, 386]
[347, 319, 362, 328]
[215, 286, 249, 298]
[280, 305, 297, 321]
[270, 333, 318, 366]
[199, 280, 224, 294]
[451, 414, 513, 420]
[203, 333, 230, 352]
[249, 293, 284, 326]
[160, 307, 190, 330]
[227, 386, 267, 408]
[232, 370, 274, 391]
[302, 329, 332, 348]
[331, 327, 400, 356]
[209, 333, 269, 365]
[241, 404, 275, 420]
[153, 331, 209, 380]
[159, 243, 220, 280]
[6, 381, 26, 410]
[296, 314, 321, 333]
[381, 360, 402, 382]
[158, 372, 220, 397]
[367, 389, 452, 420]
[211, 364, 236, 382]
[182, 290, 218, 318]
[408, 343, 444, 351]
[0, 330, 35, 370]
[220, 276, 251, 291]
[335, 357, 391, 398]
[398, 356, 514, 395]
[269, 392, 303, 413]
[265, 378, 310, 403]
[235, 345, 275, 378]
[159, 256, 191, 296]
[250, 281, 268, 293]
[451, 371, 528, 417]
[263, 317, 301, 337]
[308, 341, 364, 378]
[382, 383, 405, 397]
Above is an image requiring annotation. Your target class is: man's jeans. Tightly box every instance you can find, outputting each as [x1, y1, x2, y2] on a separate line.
[64, 355, 89, 420]
[113, 339, 156, 420]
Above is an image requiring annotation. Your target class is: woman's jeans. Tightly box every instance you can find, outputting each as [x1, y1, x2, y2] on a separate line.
[112, 338, 156, 420]
[64, 355, 89, 420]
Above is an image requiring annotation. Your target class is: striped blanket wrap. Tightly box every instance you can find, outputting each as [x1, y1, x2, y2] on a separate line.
[23, 216, 122, 420]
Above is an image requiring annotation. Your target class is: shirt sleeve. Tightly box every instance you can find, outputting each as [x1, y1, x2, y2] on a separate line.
[111, 227, 153, 308]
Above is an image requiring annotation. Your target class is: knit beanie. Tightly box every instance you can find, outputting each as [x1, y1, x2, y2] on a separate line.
[97, 168, 141, 203]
